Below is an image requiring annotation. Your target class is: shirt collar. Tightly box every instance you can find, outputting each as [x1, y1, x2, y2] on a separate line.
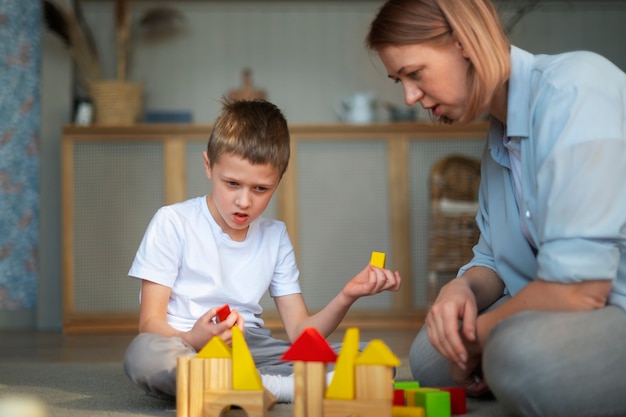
[507, 45, 534, 138]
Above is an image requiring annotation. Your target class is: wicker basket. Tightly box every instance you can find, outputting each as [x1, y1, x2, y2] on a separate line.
[427, 155, 481, 304]
[89, 80, 143, 125]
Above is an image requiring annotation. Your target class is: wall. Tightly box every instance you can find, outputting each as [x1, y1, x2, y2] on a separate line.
[0, 0, 41, 329]
[33, 0, 626, 331]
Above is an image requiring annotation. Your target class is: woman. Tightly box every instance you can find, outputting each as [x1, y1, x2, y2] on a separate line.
[366, 1, 626, 416]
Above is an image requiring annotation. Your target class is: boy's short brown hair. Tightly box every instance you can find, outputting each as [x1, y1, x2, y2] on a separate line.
[207, 99, 290, 176]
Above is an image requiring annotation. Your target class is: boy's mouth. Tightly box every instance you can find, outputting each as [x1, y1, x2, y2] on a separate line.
[233, 212, 249, 224]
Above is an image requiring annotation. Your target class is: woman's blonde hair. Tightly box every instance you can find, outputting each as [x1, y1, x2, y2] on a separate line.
[366, 0, 510, 123]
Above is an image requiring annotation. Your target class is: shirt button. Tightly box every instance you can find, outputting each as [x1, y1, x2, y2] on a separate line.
[525, 210, 531, 218]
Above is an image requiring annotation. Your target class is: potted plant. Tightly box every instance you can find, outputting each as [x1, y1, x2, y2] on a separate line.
[44, 0, 185, 125]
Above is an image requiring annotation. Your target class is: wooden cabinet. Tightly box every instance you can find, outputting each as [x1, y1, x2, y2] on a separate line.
[61, 123, 487, 334]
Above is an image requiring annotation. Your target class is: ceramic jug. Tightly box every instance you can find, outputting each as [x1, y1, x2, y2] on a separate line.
[336, 92, 377, 123]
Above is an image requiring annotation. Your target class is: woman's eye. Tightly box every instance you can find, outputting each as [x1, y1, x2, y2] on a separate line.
[408, 70, 419, 79]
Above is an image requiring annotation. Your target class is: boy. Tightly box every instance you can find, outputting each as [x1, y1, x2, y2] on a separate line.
[123, 99, 401, 402]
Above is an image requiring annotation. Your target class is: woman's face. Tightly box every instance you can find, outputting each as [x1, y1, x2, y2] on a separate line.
[378, 39, 471, 122]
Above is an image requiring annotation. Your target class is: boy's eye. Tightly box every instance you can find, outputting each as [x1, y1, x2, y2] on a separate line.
[227, 181, 239, 187]
[255, 186, 268, 192]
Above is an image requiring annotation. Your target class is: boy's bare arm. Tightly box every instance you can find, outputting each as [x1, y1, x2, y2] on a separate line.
[275, 265, 401, 342]
[138, 280, 181, 336]
[138, 280, 243, 351]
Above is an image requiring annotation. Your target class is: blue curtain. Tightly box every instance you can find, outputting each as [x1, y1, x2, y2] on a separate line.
[0, 0, 41, 310]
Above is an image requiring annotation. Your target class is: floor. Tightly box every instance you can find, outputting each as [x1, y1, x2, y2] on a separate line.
[0, 328, 418, 363]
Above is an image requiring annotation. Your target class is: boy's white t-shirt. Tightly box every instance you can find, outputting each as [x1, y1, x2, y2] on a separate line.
[128, 196, 302, 331]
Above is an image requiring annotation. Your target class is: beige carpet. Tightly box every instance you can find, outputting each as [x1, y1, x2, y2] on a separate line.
[0, 361, 512, 417]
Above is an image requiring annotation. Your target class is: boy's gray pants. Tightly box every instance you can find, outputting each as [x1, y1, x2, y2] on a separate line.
[410, 296, 626, 417]
[123, 326, 339, 400]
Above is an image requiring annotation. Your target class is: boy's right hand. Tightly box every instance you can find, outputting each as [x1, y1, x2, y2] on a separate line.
[182, 307, 244, 351]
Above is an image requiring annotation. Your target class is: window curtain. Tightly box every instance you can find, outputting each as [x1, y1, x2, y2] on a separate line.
[0, 0, 41, 310]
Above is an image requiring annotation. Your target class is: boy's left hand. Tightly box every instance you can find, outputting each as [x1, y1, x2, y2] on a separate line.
[342, 265, 401, 299]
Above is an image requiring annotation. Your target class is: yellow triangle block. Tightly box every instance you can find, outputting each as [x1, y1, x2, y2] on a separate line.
[370, 252, 386, 268]
[232, 326, 263, 390]
[326, 327, 360, 399]
[355, 339, 400, 366]
[196, 336, 232, 359]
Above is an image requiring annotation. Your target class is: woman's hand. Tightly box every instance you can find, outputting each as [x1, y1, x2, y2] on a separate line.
[426, 277, 478, 370]
[342, 265, 401, 300]
[450, 350, 490, 397]
[182, 307, 244, 351]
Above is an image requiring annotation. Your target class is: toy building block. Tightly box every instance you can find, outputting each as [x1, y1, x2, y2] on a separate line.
[324, 398, 392, 417]
[407, 389, 451, 417]
[394, 381, 421, 390]
[326, 327, 360, 400]
[281, 327, 338, 363]
[177, 328, 276, 417]
[394, 389, 406, 406]
[370, 251, 387, 268]
[392, 405, 426, 417]
[354, 340, 399, 401]
[196, 335, 232, 359]
[232, 326, 263, 390]
[282, 327, 338, 417]
[216, 304, 231, 322]
[439, 387, 466, 415]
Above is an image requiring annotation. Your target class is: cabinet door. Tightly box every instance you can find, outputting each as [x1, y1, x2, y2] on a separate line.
[64, 140, 165, 331]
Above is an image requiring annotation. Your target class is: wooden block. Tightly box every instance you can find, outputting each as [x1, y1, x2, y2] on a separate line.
[370, 251, 386, 268]
[189, 358, 206, 417]
[216, 304, 231, 322]
[405, 388, 437, 407]
[439, 387, 466, 415]
[392, 405, 426, 417]
[394, 389, 406, 406]
[326, 327, 359, 400]
[324, 398, 391, 417]
[356, 339, 400, 366]
[205, 389, 267, 417]
[231, 326, 263, 390]
[176, 356, 191, 417]
[305, 362, 326, 417]
[409, 389, 451, 417]
[293, 361, 307, 417]
[281, 327, 337, 363]
[204, 357, 233, 390]
[196, 336, 232, 359]
[356, 365, 394, 400]
[394, 381, 421, 390]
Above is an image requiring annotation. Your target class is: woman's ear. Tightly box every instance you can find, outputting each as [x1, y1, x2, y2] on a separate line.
[203, 151, 213, 179]
[451, 32, 470, 59]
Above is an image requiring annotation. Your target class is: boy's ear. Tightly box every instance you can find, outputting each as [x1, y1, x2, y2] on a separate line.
[203, 151, 213, 179]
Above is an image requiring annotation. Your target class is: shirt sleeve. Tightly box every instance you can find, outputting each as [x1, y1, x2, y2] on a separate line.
[128, 206, 183, 287]
[268, 224, 301, 297]
[531, 60, 626, 283]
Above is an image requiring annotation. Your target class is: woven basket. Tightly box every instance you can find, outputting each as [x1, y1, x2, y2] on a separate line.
[427, 155, 481, 304]
[89, 80, 143, 125]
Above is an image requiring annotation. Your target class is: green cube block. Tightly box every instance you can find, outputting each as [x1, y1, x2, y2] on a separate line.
[409, 389, 451, 417]
[394, 381, 421, 390]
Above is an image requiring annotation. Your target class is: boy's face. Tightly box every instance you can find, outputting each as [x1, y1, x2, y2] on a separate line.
[203, 151, 281, 241]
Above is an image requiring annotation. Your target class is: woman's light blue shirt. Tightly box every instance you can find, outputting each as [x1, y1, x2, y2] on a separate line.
[459, 46, 626, 312]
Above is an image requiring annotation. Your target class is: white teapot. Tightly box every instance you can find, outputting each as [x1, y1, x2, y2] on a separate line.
[336, 92, 378, 123]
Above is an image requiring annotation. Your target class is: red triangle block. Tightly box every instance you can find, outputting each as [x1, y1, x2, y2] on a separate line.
[281, 327, 338, 363]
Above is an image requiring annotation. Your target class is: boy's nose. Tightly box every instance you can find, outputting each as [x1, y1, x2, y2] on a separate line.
[236, 190, 251, 208]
